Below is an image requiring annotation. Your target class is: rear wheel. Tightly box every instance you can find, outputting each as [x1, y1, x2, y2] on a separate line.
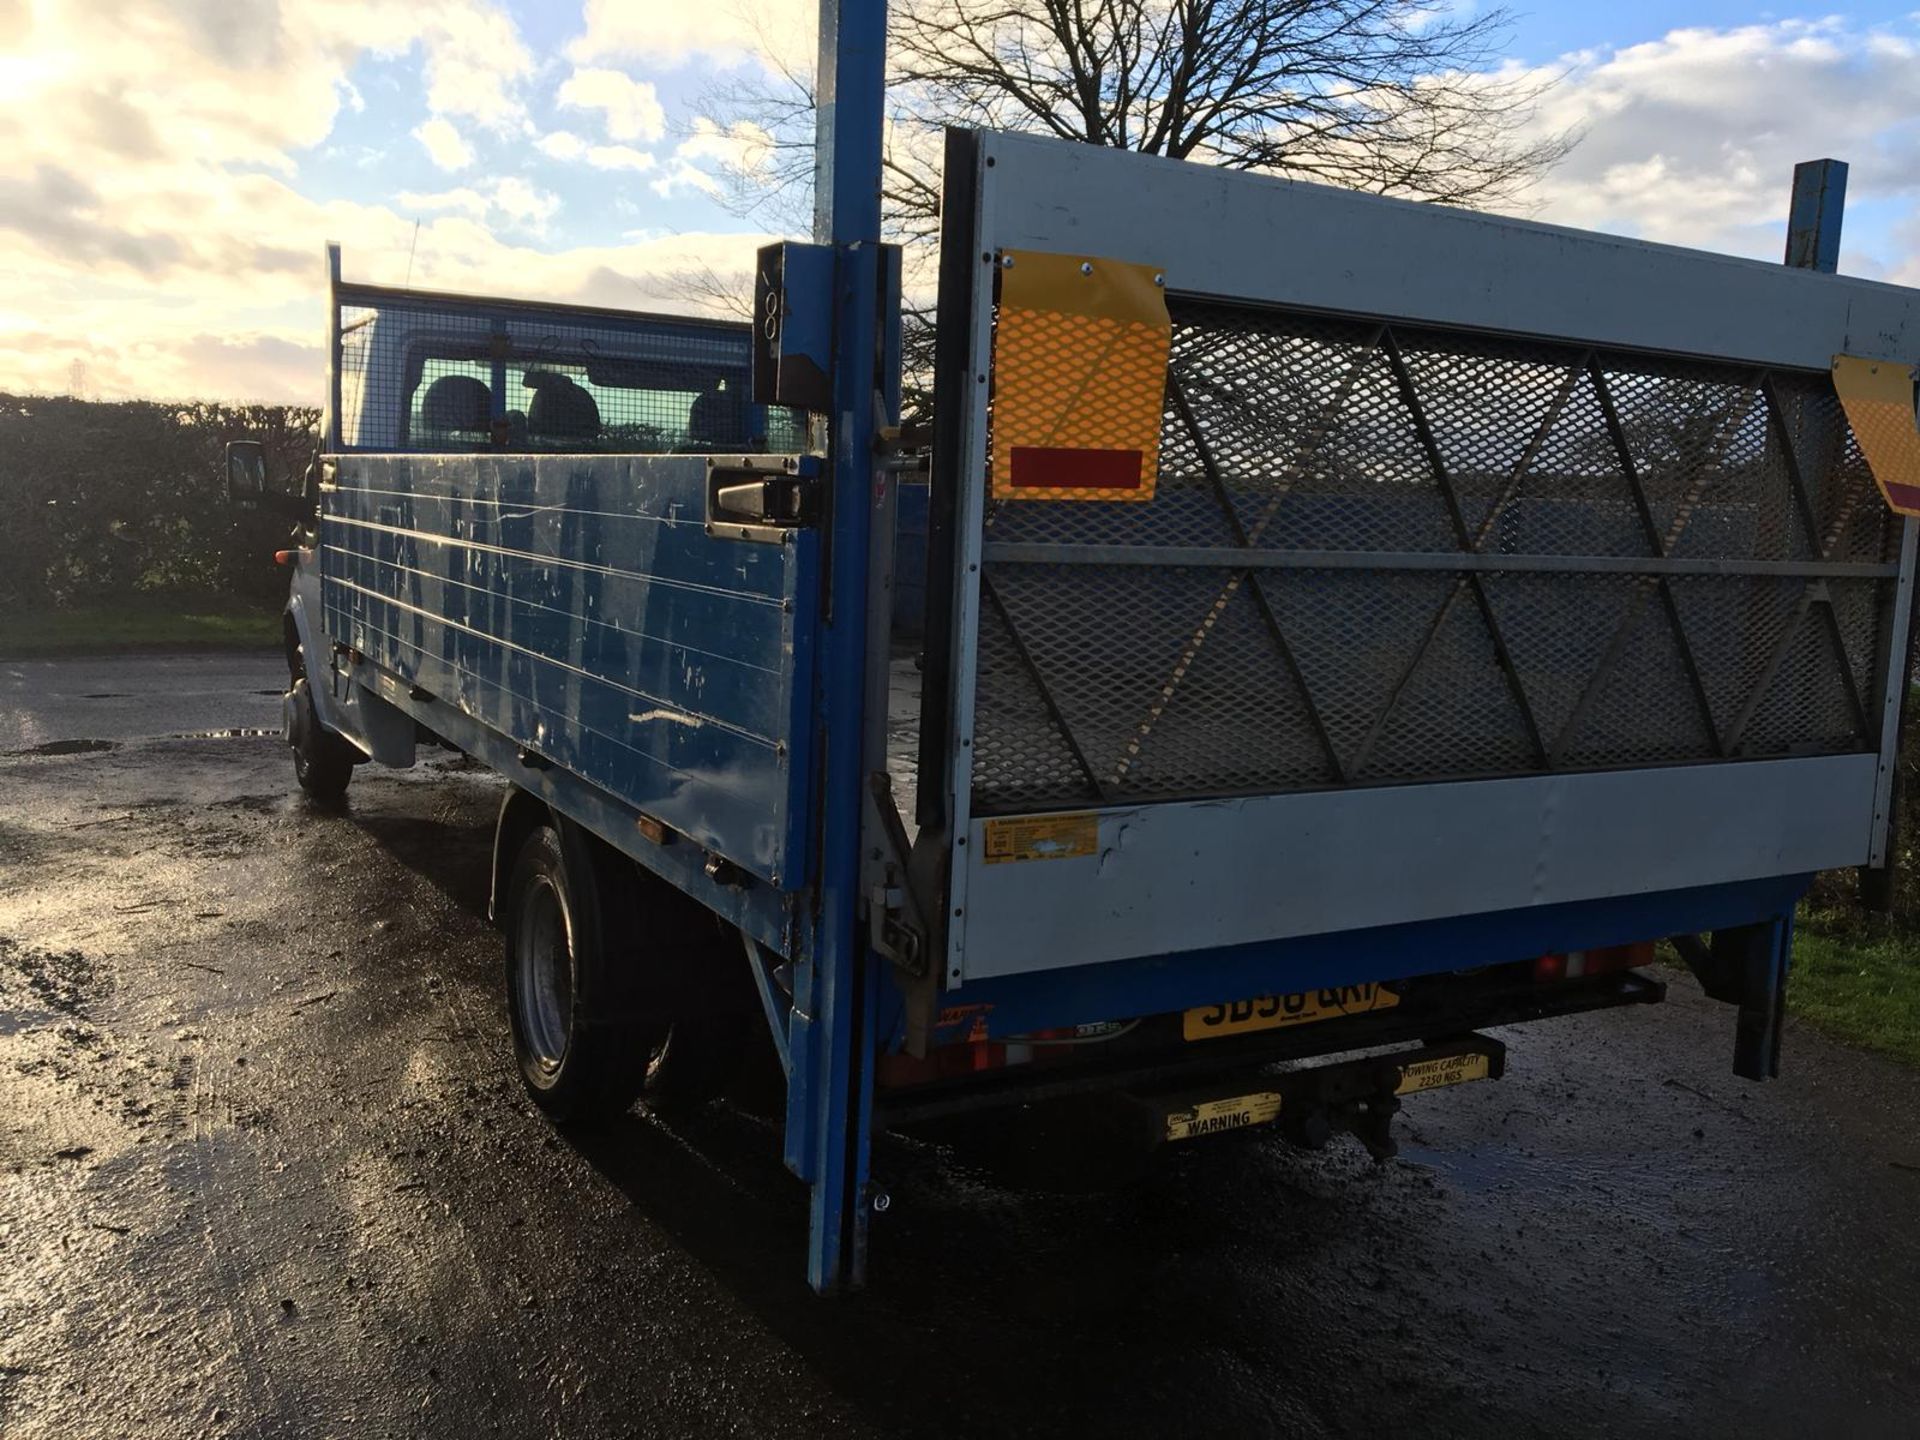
[499, 816, 760, 1120]
[288, 674, 356, 804]
[502, 826, 662, 1123]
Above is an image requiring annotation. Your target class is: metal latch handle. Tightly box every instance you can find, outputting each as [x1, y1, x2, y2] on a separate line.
[705, 455, 821, 543]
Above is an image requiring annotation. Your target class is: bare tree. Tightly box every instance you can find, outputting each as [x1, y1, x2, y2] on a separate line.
[704, 0, 1574, 243]
[640, 260, 759, 322]
[696, 0, 1572, 413]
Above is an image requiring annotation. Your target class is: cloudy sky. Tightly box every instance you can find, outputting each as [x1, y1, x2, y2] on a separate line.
[0, 0, 1917, 402]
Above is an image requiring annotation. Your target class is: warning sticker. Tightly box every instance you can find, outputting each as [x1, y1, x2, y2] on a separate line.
[981, 812, 1099, 865]
[989, 250, 1171, 504]
[1165, 1091, 1282, 1143]
[1832, 354, 1920, 516]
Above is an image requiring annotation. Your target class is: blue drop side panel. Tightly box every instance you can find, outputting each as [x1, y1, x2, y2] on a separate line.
[320, 453, 817, 888]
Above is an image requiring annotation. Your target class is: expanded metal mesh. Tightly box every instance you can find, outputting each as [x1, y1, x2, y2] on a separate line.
[971, 299, 1898, 813]
[333, 288, 806, 454]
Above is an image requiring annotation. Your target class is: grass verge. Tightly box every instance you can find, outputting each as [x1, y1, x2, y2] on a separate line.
[0, 604, 281, 659]
[1791, 908, 1920, 1070]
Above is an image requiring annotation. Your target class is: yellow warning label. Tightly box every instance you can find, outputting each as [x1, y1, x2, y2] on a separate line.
[1165, 1091, 1282, 1143]
[990, 250, 1171, 504]
[1832, 354, 1920, 517]
[1395, 1051, 1492, 1095]
[981, 812, 1099, 865]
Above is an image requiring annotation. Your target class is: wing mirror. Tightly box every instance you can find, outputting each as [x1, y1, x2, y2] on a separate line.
[225, 440, 267, 505]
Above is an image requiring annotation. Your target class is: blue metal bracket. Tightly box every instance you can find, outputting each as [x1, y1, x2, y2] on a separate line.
[741, 934, 794, 1078]
[1675, 913, 1797, 1080]
[1731, 914, 1795, 1080]
[1784, 158, 1848, 273]
[752, 241, 835, 412]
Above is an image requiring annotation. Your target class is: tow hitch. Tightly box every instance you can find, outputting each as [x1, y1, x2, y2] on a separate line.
[1140, 1036, 1506, 1157]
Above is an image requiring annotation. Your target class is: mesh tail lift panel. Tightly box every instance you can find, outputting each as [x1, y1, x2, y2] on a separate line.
[973, 299, 1899, 814]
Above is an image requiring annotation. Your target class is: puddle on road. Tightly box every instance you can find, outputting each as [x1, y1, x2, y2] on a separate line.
[3, 738, 120, 757]
[5, 732, 281, 753]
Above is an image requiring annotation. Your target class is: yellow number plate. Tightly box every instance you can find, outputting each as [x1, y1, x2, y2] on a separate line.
[1183, 983, 1400, 1041]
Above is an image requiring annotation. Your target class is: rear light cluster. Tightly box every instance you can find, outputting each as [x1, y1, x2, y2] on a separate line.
[1534, 941, 1655, 983]
[875, 1023, 1120, 1089]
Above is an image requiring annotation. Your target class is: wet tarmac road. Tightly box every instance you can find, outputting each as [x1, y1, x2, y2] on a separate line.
[2, 654, 1919, 1438]
[1, 652, 285, 752]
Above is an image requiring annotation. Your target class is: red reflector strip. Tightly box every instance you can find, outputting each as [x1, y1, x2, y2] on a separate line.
[1008, 445, 1144, 492]
[1883, 479, 1920, 513]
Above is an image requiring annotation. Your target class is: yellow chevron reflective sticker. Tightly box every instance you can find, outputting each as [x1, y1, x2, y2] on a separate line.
[990, 250, 1170, 503]
[1832, 354, 1920, 516]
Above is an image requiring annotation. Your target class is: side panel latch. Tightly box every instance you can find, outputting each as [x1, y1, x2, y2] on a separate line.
[706, 455, 822, 543]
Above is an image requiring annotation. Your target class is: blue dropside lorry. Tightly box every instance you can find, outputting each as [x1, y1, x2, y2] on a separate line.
[228, 0, 1920, 1292]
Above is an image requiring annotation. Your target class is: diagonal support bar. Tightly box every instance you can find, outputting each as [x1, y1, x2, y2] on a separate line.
[1577, 359, 1725, 758]
[980, 573, 1109, 803]
[1553, 364, 1760, 759]
[1144, 378, 1347, 782]
[1382, 330, 1549, 767]
[1110, 335, 1383, 781]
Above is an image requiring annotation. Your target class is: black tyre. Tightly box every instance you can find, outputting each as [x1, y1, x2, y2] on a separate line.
[502, 826, 664, 1123]
[288, 675, 356, 805]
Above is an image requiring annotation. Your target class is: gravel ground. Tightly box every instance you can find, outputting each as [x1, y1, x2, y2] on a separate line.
[2, 652, 1919, 1438]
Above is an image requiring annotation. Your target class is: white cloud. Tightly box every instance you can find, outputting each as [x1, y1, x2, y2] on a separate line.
[413, 1, 535, 130]
[536, 130, 588, 161]
[566, 0, 814, 71]
[396, 179, 556, 230]
[642, 119, 772, 202]
[557, 67, 666, 143]
[537, 130, 658, 171]
[583, 144, 658, 172]
[9, 4, 1920, 406]
[487, 177, 560, 232]
[396, 185, 491, 218]
[303, 0, 535, 131]
[413, 117, 475, 171]
[1503, 20, 1920, 265]
[0, 0, 765, 401]
[650, 161, 725, 200]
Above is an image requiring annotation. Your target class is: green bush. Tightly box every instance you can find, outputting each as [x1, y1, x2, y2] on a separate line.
[0, 392, 319, 614]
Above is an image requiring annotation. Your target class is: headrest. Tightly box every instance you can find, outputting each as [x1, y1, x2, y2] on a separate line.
[524, 369, 601, 442]
[419, 374, 491, 433]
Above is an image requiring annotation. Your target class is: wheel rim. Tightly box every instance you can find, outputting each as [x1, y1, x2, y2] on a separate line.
[515, 876, 574, 1073]
[289, 681, 311, 763]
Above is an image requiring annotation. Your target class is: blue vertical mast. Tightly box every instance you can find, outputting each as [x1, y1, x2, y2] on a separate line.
[796, 0, 890, 1293]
